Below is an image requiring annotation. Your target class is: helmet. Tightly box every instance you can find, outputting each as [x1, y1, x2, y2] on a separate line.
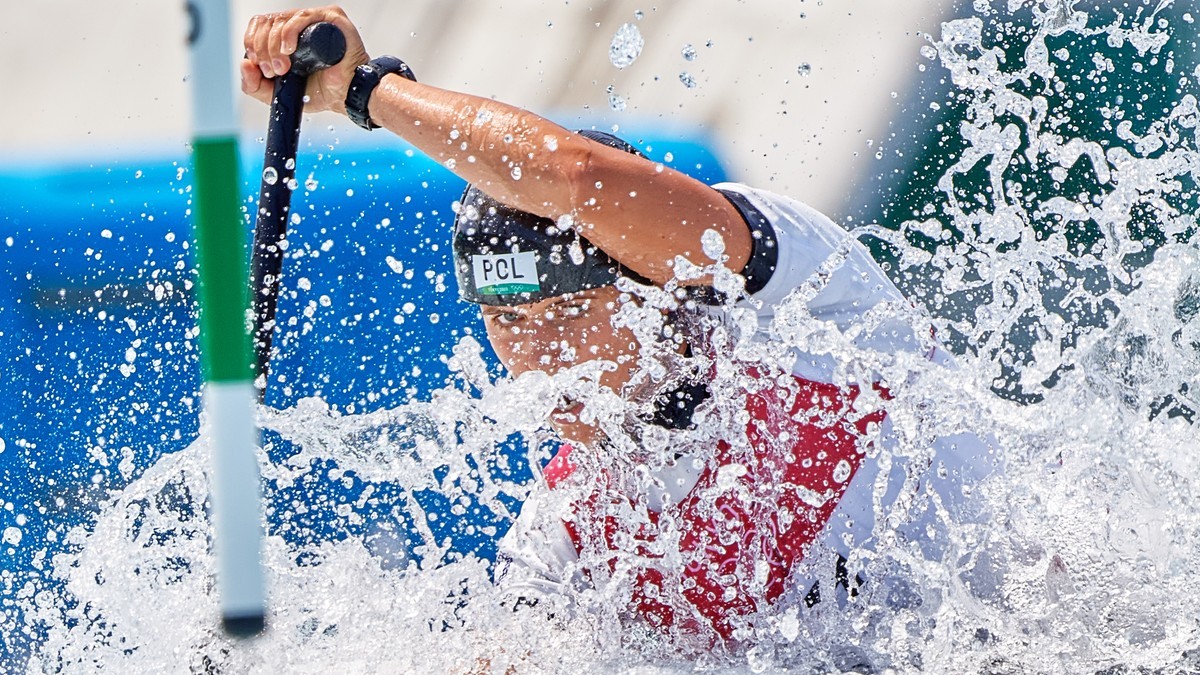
[452, 130, 646, 306]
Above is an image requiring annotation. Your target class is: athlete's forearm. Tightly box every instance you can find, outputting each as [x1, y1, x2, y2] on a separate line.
[367, 74, 752, 285]
[368, 74, 588, 223]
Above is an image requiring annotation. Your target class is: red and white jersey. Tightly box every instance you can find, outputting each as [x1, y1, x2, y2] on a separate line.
[493, 183, 1001, 637]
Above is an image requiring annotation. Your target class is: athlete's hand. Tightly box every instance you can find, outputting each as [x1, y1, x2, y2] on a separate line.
[240, 5, 369, 115]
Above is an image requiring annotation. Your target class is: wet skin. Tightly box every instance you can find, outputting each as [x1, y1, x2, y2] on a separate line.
[480, 285, 645, 447]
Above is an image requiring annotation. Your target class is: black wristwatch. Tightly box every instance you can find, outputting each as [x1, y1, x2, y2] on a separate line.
[345, 56, 417, 130]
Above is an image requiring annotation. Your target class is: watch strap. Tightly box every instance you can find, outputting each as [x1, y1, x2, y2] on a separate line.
[345, 56, 416, 130]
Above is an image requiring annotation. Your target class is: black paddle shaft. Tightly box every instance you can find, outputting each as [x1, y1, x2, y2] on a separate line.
[249, 22, 346, 397]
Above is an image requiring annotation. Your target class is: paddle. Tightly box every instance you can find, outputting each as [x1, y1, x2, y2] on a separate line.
[249, 22, 346, 400]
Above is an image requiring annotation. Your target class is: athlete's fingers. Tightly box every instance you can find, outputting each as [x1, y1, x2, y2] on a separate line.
[251, 15, 278, 77]
[278, 7, 323, 57]
[243, 14, 262, 65]
[267, 18, 289, 76]
[254, 14, 286, 76]
[239, 58, 272, 106]
[278, 6, 332, 58]
[281, 6, 365, 63]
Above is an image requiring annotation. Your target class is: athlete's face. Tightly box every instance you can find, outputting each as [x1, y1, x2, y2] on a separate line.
[480, 285, 642, 446]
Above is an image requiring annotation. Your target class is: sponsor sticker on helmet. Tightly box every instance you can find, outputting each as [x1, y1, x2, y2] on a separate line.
[472, 251, 540, 295]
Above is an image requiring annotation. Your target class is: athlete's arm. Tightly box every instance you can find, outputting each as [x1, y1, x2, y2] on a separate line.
[240, 6, 751, 287]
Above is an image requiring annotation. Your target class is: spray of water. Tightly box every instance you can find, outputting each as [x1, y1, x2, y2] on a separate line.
[8, 2, 1200, 672]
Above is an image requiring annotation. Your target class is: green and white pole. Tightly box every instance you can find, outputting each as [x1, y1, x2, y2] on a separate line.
[184, 0, 267, 637]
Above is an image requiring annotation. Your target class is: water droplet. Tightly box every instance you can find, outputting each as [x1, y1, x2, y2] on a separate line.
[305, 174, 319, 191]
[568, 238, 586, 265]
[285, 158, 295, 170]
[682, 43, 697, 61]
[609, 92, 627, 111]
[833, 459, 852, 483]
[262, 167, 278, 185]
[679, 72, 697, 88]
[609, 23, 644, 69]
[797, 63, 812, 77]
[701, 229, 726, 260]
[511, 165, 523, 180]
[920, 45, 938, 60]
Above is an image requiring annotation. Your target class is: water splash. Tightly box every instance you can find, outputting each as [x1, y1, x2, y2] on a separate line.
[9, 2, 1200, 672]
[609, 23, 645, 70]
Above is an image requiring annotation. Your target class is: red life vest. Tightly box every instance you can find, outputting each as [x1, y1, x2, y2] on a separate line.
[542, 372, 887, 639]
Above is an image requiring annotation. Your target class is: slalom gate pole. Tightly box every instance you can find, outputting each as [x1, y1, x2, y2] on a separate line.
[185, 0, 265, 637]
[249, 23, 346, 399]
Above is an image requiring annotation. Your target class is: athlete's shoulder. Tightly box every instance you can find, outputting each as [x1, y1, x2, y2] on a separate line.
[712, 182, 874, 312]
[711, 182, 848, 239]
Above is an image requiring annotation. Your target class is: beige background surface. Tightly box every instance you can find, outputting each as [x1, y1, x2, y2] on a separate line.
[0, 0, 954, 217]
